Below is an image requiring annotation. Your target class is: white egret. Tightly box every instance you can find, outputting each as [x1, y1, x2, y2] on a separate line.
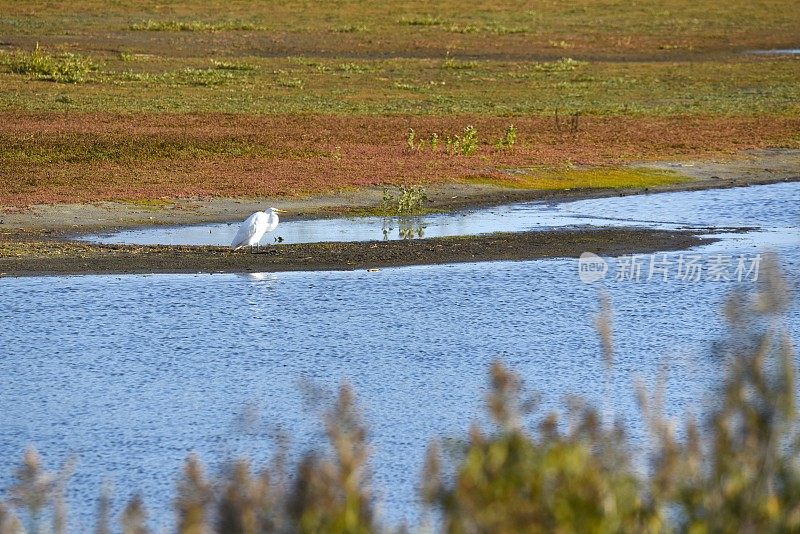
[230, 208, 287, 251]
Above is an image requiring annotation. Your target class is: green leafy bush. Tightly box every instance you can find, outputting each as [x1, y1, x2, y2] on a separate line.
[381, 185, 428, 215]
[496, 124, 517, 149]
[449, 125, 478, 156]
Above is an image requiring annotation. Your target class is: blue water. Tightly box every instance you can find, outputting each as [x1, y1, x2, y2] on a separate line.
[748, 49, 800, 55]
[1, 182, 799, 531]
[82, 181, 800, 246]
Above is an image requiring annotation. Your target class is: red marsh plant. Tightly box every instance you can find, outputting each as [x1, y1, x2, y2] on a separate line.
[1, 113, 798, 206]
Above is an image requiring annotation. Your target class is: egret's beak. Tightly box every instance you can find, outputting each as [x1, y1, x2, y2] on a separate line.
[275, 209, 288, 213]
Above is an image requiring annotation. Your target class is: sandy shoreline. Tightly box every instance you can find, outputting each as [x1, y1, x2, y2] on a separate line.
[0, 228, 711, 277]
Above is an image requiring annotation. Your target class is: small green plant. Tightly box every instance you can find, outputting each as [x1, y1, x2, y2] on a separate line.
[484, 24, 527, 35]
[393, 81, 418, 91]
[380, 185, 428, 215]
[397, 186, 427, 214]
[430, 132, 439, 150]
[450, 125, 478, 156]
[405, 128, 416, 151]
[277, 77, 304, 89]
[531, 57, 588, 72]
[336, 62, 371, 74]
[332, 24, 368, 33]
[397, 15, 445, 26]
[4, 45, 96, 83]
[445, 24, 479, 34]
[211, 59, 256, 71]
[442, 55, 478, 70]
[496, 124, 517, 149]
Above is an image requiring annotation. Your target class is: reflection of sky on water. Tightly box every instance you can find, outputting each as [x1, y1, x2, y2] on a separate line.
[82, 182, 799, 254]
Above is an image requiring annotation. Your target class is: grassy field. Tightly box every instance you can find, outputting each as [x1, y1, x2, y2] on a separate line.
[0, 0, 798, 206]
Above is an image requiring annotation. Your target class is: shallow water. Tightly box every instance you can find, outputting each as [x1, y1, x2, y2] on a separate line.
[2, 183, 799, 530]
[748, 49, 800, 55]
[83, 182, 800, 248]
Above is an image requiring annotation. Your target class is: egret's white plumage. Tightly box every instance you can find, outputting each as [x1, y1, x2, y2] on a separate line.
[231, 208, 284, 251]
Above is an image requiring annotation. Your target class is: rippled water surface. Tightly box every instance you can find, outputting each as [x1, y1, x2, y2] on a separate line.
[2, 183, 799, 530]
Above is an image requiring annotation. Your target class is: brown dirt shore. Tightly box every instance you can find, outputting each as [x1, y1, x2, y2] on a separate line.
[0, 150, 792, 276]
[0, 229, 710, 277]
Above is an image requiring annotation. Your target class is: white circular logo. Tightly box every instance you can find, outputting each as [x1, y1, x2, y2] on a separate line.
[578, 252, 608, 283]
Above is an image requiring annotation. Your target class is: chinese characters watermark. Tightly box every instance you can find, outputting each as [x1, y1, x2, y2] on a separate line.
[578, 252, 761, 283]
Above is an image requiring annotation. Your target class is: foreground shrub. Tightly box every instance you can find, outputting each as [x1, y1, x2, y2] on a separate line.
[423, 256, 799, 532]
[422, 362, 658, 532]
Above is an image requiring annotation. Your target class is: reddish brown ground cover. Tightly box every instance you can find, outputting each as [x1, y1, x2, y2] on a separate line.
[2, 113, 798, 206]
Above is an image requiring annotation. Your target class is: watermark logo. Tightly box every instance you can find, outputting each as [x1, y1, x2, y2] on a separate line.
[578, 252, 609, 283]
[578, 253, 761, 283]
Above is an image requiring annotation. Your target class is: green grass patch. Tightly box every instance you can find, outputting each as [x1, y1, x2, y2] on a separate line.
[331, 24, 368, 33]
[129, 20, 266, 32]
[442, 56, 479, 70]
[472, 166, 689, 190]
[2, 45, 97, 83]
[398, 15, 446, 26]
[211, 59, 257, 71]
[1, 55, 798, 116]
[531, 58, 588, 72]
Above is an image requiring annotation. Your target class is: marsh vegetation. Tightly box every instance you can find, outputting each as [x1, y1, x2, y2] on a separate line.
[0, 0, 797, 207]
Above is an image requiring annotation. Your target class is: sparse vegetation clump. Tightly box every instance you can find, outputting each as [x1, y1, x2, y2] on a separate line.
[332, 24, 368, 33]
[210, 60, 257, 71]
[3, 45, 97, 83]
[404, 128, 416, 151]
[181, 68, 235, 86]
[381, 185, 428, 215]
[496, 124, 517, 149]
[531, 57, 588, 72]
[0, 262, 796, 531]
[444, 24, 479, 34]
[397, 15, 445, 26]
[129, 20, 265, 32]
[441, 55, 478, 70]
[449, 124, 479, 156]
[405, 125, 482, 156]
